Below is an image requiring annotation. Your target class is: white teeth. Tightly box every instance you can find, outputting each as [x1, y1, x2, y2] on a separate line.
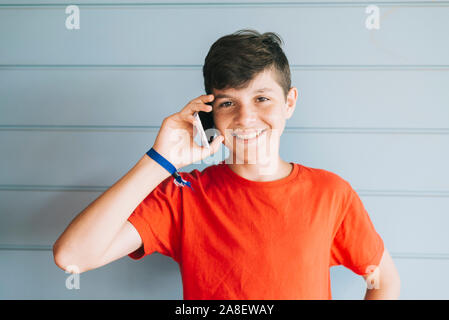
[232, 129, 265, 140]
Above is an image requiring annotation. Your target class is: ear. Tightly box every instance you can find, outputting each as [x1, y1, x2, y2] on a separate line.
[285, 87, 298, 120]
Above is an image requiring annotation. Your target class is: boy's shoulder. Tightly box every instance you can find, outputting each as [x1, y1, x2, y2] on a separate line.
[296, 163, 352, 193]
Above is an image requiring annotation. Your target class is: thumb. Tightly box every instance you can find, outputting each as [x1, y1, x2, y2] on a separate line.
[202, 135, 224, 158]
[211, 134, 224, 150]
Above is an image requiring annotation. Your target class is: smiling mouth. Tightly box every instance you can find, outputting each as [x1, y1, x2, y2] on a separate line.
[231, 129, 268, 141]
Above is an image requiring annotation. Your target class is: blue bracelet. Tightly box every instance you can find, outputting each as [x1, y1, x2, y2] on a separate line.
[146, 147, 194, 190]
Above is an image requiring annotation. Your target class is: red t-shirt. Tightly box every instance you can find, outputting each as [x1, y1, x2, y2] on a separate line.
[127, 161, 384, 299]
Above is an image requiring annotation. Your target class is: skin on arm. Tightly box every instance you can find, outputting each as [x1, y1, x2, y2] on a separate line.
[52, 156, 170, 274]
[89, 221, 144, 270]
[363, 248, 401, 300]
[53, 94, 222, 274]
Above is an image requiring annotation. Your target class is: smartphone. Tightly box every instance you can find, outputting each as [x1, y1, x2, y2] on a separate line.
[194, 101, 216, 147]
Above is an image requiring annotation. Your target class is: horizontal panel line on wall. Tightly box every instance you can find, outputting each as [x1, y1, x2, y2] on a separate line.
[2, 64, 449, 71]
[0, 185, 109, 192]
[0, 244, 447, 260]
[1, 185, 448, 197]
[1, 125, 449, 135]
[0, 245, 52, 251]
[1, 2, 448, 8]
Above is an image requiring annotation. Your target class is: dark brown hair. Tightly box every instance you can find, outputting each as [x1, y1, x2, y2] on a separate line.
[203, 29, 291, 101]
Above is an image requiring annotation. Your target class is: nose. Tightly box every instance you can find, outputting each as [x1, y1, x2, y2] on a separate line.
[234, 103, 257, 128]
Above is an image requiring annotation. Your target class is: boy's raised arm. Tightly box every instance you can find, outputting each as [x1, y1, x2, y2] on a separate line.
[52, 94, 223, 273]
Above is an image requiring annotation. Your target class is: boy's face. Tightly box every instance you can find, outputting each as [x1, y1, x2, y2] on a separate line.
[211, 68, 298, 164]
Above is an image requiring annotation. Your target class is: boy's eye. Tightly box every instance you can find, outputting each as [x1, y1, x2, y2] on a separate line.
[219, 97, 269, 108]
[220, 101, 233, 108]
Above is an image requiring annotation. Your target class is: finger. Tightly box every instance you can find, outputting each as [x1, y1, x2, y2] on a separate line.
[194, 94, 214, 104]
[182, 95, 214, 114]
[201, 135, 224, 158]
[188, 94, 213, 105]
[188, 102, 213, 116]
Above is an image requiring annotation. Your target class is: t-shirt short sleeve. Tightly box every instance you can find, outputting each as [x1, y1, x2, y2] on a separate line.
[330, 182, 384, 276]
[127, 175, 182, 262]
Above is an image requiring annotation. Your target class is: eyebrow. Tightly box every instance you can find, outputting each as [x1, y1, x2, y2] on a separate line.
[213, 87, 274, 100]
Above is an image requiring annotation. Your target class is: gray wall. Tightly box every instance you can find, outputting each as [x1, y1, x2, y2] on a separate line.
[1, 0, 448, 299]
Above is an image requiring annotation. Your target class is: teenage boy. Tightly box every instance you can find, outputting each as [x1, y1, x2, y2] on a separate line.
[53, 29, 400, 300]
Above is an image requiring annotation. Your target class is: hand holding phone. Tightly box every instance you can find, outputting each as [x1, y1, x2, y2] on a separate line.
[152, 94, 223, 169]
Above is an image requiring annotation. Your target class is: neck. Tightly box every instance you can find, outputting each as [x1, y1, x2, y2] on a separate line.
[224, 155, 293, 182]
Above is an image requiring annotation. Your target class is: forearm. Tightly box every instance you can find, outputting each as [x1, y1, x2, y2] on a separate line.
[53, 154, 170, 269]
[364, 282, 400, 300]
